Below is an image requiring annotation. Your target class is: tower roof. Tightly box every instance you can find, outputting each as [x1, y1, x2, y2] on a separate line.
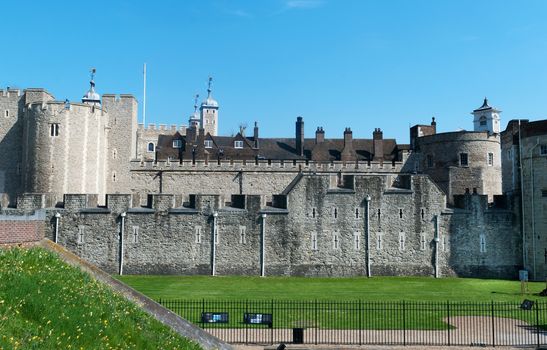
[473, 97, 500, 113]
[201, 77, 218, 108]
[82, 68, 101, 105]
[189, 94, 200, 122]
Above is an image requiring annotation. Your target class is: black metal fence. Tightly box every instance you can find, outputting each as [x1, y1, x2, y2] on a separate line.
[157, 299, 547, 347]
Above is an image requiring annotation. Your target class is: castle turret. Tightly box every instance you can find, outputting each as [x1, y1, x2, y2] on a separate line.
[82, 68, 101, 106]
[188, 94, 200, 129]
[199, 77, 219, 136]
[472, 98, 501, 134]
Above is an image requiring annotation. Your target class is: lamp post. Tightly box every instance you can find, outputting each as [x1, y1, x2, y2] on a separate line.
[54, 212, 61, 243]
[211, 212, 218, 276]
[119, 212, 126, 275]
[365, 195, 371, 277]
[261, 213, 267, 277]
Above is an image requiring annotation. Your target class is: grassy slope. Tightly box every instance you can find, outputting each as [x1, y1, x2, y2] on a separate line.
[0, 248, 202, 350]
[118, 275, 546, 302]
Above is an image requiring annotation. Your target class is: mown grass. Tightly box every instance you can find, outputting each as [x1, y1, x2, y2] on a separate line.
[0, 247, 202, 350]
[117, 275, 546, 302]
[118, 275, 547, 330]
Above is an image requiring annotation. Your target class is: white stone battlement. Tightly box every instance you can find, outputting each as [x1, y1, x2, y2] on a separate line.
[0, 88, 21, 98]
[138, 123, 187, 132]
[130, 159, 404, 172]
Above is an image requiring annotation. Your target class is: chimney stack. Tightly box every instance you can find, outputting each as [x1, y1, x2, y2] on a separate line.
[295, 116, 304, 156]
[253, 121, 259, 149]
[341, 127, 355, 162]
[315, 127, 325, 144]
[373, 128, 384, 161]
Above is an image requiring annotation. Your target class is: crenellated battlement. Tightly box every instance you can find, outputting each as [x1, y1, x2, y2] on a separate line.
[138, 123, 187, 132]
[26, 100, 107, 113]
[102, 94, 137, 102]
[0, 88, 21, 98]
[1, 192, 273, 214]
[130, 158, 406, 172]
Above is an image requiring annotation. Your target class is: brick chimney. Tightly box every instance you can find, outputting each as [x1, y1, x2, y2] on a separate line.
[373, 128, 384, 161]
[341, 127, 355, 162]
[253, 121, 259, 149]
[315, 127, 325, 144]
[295, 116, 304, 156]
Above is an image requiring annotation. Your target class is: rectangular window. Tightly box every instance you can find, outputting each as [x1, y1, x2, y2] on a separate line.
[399, 209, 403, 219]
[204, 140, 213, 148]
[427, 155, 433, 168]
[234, 140, 244, 149]
[421, 208, 425, 220]
[542, 189, 547, 198]
[77, 226, 85, 244]
[172, 139, 182, 148]
[441, 235, 447, 252]
[353, 232, 360, 250]
[4, 110, 8, 117]
[541, 145, 547, 156]
[195, 226, 202, 244]
[355, 208, 359, 219]
[311, 232, 318, 251]
[460, 153, 469, 167]
[311, 207, 316, 218]
[132, 226, 139, 243]
[420, 233, 426, 250]
[479, 234, 486, 253]
[332, 232, 339, 249]
[50, 123, 59, 137]
[333, 207, 338, 219]
[487, 152, 494, 166]
[377, 208, 381, 221]
[239, 226, 246, 244]
[376, 233, 383, 250]
[398, 232, 406, 251]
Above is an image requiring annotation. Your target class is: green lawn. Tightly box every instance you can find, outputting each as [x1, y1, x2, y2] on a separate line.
[117, 275, 546, 302]
[117, 275, 547, 330]
[0, 248, 202, 350]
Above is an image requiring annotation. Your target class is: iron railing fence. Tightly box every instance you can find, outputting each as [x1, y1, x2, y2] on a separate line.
[157, 299, 547, 347]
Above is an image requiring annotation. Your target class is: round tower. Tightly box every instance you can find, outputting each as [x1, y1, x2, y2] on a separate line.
[199, 77, 219, 136]
[22, 74, 108, 203]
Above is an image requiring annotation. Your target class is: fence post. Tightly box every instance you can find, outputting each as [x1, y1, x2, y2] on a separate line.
[536, 301, 540, 348]
[315, 299, 318, 345]
[271, 299, 274, 345]
[491, 300, 495, 347]
[359, 300, 362, 346]
[402, 300, 406, 346]
[447, 300, 450, 346]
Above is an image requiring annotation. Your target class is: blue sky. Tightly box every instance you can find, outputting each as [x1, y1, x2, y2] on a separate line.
[2, 0, 547, 142]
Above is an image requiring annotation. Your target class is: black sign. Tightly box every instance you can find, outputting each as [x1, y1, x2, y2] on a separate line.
[243, 313, 273, 326]
[201, 312, 229, 323]
[520, 299, 534, 310]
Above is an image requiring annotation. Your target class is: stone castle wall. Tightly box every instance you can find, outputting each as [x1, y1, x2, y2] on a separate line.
[0, 173, 518, 278]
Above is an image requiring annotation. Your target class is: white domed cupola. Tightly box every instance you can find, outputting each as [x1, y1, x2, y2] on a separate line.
[471, 97, 501, 134]
[82, 68, 101, 106]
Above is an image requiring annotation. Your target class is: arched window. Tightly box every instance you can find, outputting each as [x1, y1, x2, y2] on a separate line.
[147, 142, 155, 152]
[479, 116, 487, 126]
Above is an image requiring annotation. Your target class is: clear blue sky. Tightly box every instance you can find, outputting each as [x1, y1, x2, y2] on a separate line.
[2, 0, 547, 143]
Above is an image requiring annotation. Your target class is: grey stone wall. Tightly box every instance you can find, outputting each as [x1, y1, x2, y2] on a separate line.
[26, 173, 521, 279]
[103, 95, 138, 197]
[0, 88, 24, 204]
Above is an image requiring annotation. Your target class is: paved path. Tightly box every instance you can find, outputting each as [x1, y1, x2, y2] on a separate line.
[208, 316, 547, 348]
